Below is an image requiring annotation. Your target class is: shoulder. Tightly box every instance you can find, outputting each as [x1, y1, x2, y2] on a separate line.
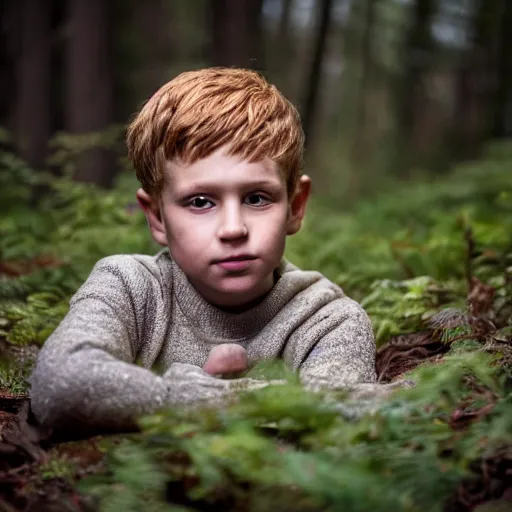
[280, 261, 370, 325]
[72, 250, 173, 305]
[279, 260, 345, 302]
[91, 250, 168, 277]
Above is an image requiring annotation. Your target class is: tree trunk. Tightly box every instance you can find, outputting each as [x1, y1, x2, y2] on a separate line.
[14, 0, 51, 169]
[492, 0, 512, 138]
[452, 0, 502, 159]
[279, 0, 293, 38]
[65, 0, 116, 187]
[301, 0, 334, 147]
[209, 0, 264, 70]
[0, 1, 19, 135]
[394, 0, 437, 176]
[350, 0, 379, 176]
[271, 0, 295, 92]
[131, 0, 173, 101]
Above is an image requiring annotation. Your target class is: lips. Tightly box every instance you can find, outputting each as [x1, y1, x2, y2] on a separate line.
[213, 255, 257, 271]
[214, 254, 257, 264]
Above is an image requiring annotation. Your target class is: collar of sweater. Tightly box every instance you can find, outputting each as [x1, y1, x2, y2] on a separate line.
[157, 250, 316, 343]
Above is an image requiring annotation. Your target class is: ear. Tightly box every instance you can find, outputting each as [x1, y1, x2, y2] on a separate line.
[136, 188, 168, 246]
[286, 175, 311, 235]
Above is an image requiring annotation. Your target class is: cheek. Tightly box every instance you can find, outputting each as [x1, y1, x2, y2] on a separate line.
[164, 206, 200, 233]
[256, 211, 287, 248]
[163, 210, 207, 252]
[169, 226, 203, 253]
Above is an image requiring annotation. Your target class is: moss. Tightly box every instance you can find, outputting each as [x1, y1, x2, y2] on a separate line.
[38, 456, 77, 483]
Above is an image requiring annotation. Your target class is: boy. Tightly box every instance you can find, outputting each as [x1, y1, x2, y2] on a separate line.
[30, 68, 376, 432]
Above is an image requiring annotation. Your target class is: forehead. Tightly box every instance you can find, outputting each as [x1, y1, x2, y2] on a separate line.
[164, 148, 285, 193]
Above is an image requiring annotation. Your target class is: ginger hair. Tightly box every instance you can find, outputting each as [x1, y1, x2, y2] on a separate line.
[126, 67, 304, 198]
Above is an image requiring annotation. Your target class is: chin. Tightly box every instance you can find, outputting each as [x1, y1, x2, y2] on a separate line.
[215, 276, 268, 300]
[217, 277, 259, 294]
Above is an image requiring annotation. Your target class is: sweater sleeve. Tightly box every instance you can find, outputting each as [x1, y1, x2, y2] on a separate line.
[296, 298, 377, 390]
[29, 256, 175, 432]
[30, 256, 271, 432]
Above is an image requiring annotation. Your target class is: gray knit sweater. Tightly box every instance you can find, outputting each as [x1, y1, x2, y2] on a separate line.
[30, 250, 376, 430]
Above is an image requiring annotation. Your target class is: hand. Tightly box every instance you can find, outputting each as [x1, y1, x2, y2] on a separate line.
[202, 343, 248, 377]
[163, 362, 268, 407]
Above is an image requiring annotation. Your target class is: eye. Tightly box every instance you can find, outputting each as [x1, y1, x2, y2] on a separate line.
[188, 196, 214, 210]
[245, 193, 271, 207]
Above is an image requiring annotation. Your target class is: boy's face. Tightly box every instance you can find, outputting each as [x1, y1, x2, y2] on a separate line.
[137, 148, 310, 311]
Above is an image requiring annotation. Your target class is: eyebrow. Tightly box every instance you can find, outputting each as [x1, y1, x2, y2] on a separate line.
[176, 179, 282, 195]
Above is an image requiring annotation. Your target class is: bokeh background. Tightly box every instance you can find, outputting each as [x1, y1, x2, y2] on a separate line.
[2, 0, 511, 202]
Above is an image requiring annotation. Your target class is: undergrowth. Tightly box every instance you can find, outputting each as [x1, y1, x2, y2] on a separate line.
[0, 137, 511, 511]
[79, 354, 511, 512]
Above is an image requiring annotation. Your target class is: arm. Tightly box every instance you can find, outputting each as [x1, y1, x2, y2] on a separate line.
[30, 296, 173, 432]
[30, 257, 264, 433]
[296, 299, 377, 390]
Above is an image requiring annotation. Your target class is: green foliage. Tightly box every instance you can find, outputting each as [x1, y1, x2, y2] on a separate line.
[79, 442, 179, 512]
[0, 136, 157, 347]
[0, 293, 69, 346]
[1, 138, 511, 510]
[0, 357, 32, 394]
[38, 456, 77, 483]
[79, 353, 510, 512]
[286, 151, 512, 342]
[287, 158, 512, 299]
[361, 276, 462, 343]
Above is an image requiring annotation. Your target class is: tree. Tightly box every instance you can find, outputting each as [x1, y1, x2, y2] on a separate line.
[394, 0, 437, 176]
[65, 0, 116, 187]
[0, 1, 17, 135]
[268, 0, 295, 93]
[279, 0, 294, 39]
[209, 0, 264, 70]
[130, 0, 173, 102]
[491, 0, 512, 138]
[14, 0, 51, 169]
[350, 0, 379, 177]
[452, 0, 504, 159]
[301, 0, 334, 146]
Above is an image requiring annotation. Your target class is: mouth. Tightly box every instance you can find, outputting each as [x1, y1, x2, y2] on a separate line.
[213, 255, 257, 271]
[214, 254, 257, 264]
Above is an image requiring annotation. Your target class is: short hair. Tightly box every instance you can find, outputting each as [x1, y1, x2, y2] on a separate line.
[126, 67, 304, 198]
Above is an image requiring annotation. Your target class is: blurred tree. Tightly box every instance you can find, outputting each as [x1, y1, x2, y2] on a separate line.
[268, 0, 296, 94]
[301, 0, 334, 146]
[491, 0, 512, 138]
[278, 0, 293, 40]
[65, 0, 116, 187]
[14, 0, 51, 169]
[350, 0, 379, 191]
[130, 0, 173, 102]
[394, 0, 437, 177]
[209, 0, 264, 70]
[452, 0, 503, 160]
[0, 1, 17, 135]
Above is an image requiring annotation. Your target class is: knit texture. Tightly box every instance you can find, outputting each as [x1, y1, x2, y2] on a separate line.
[30, 250, 376, 430]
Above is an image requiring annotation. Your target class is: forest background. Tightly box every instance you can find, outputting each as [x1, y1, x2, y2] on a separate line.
[0, 1, 511, 511]
[3, 0, 512, 196]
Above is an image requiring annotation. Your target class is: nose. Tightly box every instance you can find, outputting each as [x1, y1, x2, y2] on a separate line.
[217, 202, 248, 241]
